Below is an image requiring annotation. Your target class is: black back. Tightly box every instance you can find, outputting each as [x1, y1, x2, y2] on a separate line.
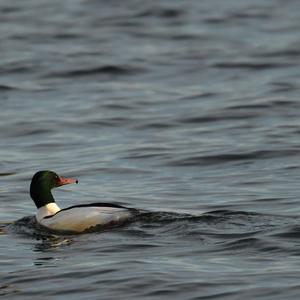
[43, 202, 130, 219]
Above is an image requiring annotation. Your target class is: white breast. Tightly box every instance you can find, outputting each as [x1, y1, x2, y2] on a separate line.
[37, 206, 132, 232]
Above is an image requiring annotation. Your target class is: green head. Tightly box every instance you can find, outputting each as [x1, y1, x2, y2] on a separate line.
[30, 170, 78, 208]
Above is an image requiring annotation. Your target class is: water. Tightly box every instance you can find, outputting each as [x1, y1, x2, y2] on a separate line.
[1, 0, 300, 298]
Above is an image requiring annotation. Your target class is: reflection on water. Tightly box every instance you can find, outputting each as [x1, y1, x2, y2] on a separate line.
[34, 237, 74, 253]
[0, 284, 19, 297]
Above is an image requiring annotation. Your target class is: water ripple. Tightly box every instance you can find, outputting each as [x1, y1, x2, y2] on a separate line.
[45, 65, 144, 78]
[167, 150, 300, 167]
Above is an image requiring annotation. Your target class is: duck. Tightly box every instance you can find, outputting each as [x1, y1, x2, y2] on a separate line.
[30, 170, 135, 233]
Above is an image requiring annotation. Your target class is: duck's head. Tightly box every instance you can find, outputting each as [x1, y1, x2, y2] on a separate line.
[30, 170, 78, 208]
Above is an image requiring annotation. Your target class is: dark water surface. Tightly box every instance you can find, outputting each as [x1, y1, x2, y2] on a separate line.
[2, 0, 300, 299]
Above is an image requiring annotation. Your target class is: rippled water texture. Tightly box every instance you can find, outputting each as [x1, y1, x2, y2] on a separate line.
[2, 0, 300, 299]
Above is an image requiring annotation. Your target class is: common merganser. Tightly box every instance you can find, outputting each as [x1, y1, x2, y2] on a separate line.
[30, 170, 135, 233]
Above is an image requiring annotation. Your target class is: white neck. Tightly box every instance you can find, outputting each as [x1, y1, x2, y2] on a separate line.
[36, 202, 61, 222]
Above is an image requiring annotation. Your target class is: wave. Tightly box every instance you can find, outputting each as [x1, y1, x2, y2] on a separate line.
[167, 149, 299, 166]
[212, 62, 291, 70]
[136, 7, 184, 19]
[45, 65, 144, 78]
[0, 84, 15, 91]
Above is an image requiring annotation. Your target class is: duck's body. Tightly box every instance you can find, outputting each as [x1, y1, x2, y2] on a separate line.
[30, 171, 135, 233]
[36, 202, 133, 232]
